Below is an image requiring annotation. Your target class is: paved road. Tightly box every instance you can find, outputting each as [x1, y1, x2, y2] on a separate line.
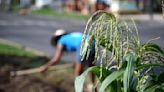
[137, 20, 164, 45]
[0, 12, 86, 61]
[0, 12, 164, 61]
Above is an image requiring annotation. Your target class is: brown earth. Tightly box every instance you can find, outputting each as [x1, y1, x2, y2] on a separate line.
[0, 55, 74, 92]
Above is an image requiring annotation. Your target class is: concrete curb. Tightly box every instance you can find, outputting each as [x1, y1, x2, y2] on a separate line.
[0, 38, 50, 57]
[118, 14, 164, 21]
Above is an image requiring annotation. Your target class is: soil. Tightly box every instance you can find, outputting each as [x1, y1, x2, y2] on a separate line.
[0, 55, 74, 92]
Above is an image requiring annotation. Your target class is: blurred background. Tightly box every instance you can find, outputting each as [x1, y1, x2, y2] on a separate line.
[0, 0, 163, 15]
[0, 0, 163, 92]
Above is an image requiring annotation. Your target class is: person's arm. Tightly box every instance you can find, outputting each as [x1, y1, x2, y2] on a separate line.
[40, 44, 64, 72]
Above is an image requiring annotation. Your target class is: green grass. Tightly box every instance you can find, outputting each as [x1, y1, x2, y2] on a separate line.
[32, 8, 89, 20]
[0, 43, 36, 57]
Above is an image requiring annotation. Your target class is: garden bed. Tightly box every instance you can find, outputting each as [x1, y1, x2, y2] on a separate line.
[0, 55, 74, 92]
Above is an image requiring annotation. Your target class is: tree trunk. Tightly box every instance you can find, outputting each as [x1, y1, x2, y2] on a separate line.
[162, 0, 164, 18]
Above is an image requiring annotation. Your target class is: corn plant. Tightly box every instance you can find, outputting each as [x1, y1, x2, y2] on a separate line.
[75, 11, 164, 92]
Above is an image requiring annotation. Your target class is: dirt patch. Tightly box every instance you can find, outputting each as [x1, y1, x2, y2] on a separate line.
[0, 55, 74, 92]
[0, 76, 64, 92]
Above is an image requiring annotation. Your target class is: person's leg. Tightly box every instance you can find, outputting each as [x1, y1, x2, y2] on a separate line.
[74, 63, 83, 76]
[74, 62, 95, 92]
[74, 59, 96, 92]
[88, 42, 97, 92]
[88, 62, 95, 83]
[88, 58, 97, 92]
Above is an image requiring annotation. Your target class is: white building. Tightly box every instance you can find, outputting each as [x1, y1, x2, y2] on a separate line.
[35, 0, 53, 9]
[111, 0, 138, 14]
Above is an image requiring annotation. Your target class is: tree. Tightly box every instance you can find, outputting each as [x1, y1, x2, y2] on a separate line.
[162, 0, 164, 18]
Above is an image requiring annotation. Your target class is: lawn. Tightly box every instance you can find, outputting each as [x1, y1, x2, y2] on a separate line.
[0, 43, 36, 57]
[32, 8, 89, 20]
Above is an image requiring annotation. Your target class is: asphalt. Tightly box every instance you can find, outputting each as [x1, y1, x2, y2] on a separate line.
[0, 12, 87, 61]
[0, 12, 164, 62]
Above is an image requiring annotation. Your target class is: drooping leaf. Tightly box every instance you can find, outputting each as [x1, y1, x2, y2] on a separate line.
[138, 64, 164, 70]
[144, 85, 160, 92]
[105, 80, 122, 92]
[75, 66, 111, 92]
[99, 69, 125, 92]
[143, 43, 164, 55]
[75, 66, 97, 92]
[91, 66, 111, 82]
[123, 53, 137, 92]
[105, 81, 118, 92]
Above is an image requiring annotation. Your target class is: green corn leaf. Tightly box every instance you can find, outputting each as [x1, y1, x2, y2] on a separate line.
[144, 85, 160, 92]
[75, 66, 111, 92]
[99, 69, 125, 92]
[75, 66, 97, 92]
[75, 66, 96, 92]
[138, 64, 164, 70]
[117, 80, 123, 92]
[105, 81, 118, 92]
[143, 43, 164, 55]
[123, 53, 137, 92]
[105, 80, 122, 92]
[130, 77, 138, 92]
[143, 72, 164, 92]
[142, 80, 156, 92]
[92, 67, 111, 82]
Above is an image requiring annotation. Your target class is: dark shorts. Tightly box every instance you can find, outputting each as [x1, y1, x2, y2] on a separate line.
[76, 41, 95, 64]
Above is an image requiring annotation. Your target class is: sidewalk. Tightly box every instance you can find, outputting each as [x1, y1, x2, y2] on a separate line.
[118, 14, 164, 21]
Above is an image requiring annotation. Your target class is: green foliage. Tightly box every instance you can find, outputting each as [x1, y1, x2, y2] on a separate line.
[123, 53, 137, 92]
[143, 72, 164, 92]
[75, 11, 164, 92]
[32, 8, 89, 20]
[143, 43, 164, 55]
[75, 66, 111, 92]
[0, 43, 36, 57]
[100, 69, 124, 92]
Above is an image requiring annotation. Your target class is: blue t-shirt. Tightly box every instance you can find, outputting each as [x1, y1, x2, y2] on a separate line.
[57, 32, 95, 63]
[58, 32, 83, 52]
